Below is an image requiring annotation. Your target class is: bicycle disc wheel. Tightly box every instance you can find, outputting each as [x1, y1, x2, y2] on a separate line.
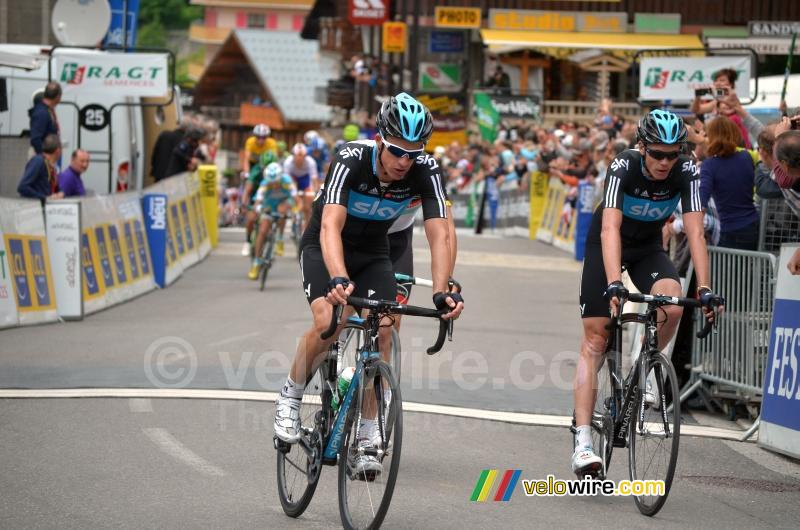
[591, 353, 616, 477]
[276, 363, 329, 518]
[338, 360, 402, 530]
[628, 351, 680, 517]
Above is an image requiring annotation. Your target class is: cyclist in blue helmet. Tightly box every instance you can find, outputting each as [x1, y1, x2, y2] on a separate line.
[273, 92, 461, 477]
[571, 109, 724, 477]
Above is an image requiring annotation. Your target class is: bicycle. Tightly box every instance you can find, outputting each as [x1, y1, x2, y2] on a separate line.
[572, 291, 721, 517]
[336, 273, 436, 383]
[290, 207, 304, 258]
[255, 211, 286, 291]
[274, 295, 450, 529]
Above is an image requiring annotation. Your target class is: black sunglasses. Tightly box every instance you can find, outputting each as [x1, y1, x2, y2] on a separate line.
[645, 146, 680, 161]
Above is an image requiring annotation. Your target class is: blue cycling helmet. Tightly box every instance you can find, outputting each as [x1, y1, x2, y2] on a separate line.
[377, 92, 433, 144]
[263, 162, 282, 184]
[637, 109, 687, 145]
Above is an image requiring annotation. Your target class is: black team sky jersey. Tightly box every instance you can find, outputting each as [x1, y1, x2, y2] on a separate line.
[302, 140, 448, 251]
[588, 149, 702, 245]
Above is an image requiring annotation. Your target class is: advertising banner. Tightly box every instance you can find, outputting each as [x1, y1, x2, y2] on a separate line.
[429, 31, 465, 53]
[759, 244, 800, 459]
[528, 171, 549, 240]
[639, 55, 751, 102]
[197, 166, 218, 248]
[142, 194, 168, 288]
[45, 202, 83, 320]
[0, 228, 20, 328]
[53, 50, 170, 98]
[488, 93, 541, 121]
[419, 63, 461, 92]
[417, 94, 467, 149]
[103, 0, 140, 49]
[348, 0, 389, 26]
[434, 6, 481, 29]
[382, 22, 407, 53]
[574, 181, 595, 261]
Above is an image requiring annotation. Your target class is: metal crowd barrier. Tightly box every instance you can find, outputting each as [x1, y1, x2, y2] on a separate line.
[681, 247, 778, 439]
[758, 198, 800, 254]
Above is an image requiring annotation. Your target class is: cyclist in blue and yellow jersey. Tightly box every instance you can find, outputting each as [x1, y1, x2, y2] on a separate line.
[240, 124, 278, 256]
[274, 93, 463, 477]
[572, 110, 724, 477]
[248, 162, 297, 280]
[305, 130, 331, 176]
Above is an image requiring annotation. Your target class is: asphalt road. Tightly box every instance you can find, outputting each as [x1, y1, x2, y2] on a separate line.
[1, 229, 799, 527]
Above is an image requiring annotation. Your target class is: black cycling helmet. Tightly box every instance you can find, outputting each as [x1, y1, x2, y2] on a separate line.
[376, 92, 434, 144]
[637, 109, 687, 145]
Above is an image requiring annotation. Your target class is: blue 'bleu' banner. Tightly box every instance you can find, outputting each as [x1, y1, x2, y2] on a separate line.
[103, 0, 140, 49]
[574, 181, 595, 261]
[142, 194, 167, 288]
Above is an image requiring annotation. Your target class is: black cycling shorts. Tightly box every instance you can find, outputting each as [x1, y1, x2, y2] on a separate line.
[389, 226, 414, 301]
[299, 244, 395, 304]
[579, 242, 680, 318]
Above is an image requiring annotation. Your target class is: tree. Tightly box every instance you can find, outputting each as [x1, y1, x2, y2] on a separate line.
[137, 0, 201, 47]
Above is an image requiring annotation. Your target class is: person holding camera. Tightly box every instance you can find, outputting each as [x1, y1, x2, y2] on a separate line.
[691, 68, 752, 148]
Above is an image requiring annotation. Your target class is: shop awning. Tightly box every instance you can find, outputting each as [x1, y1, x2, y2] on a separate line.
[480, 29, 703, 58]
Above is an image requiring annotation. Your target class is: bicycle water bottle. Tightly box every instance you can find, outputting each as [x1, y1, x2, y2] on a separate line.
[332, 366, 355, 412]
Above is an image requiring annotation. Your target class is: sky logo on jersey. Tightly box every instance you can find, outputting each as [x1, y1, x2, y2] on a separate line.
[347, 191, 411, 220]
[621, 195, 679, 221]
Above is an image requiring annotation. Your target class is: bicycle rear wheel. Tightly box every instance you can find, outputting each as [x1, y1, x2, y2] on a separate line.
[628, 351, 680, 517]
[338, 360, 402, 530]
[276, 360, 331, 517]
[591, 352, 616, 477]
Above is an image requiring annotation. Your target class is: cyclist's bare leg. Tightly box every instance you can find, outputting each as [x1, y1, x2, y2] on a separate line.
[650, 278, 683, 352]
[254, 216, 272, 258]
[245, 209, 257, 242]
[276, 202, 290, 237]
[289, 299, 342, 385]
[574, 317, 611, 426]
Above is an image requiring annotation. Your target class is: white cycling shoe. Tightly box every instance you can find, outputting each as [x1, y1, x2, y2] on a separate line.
[571, 445, 602, 476]
[349, 438, 383, 478]
[273, 394, 302, 443]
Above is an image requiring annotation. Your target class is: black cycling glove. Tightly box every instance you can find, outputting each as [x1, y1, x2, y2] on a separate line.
[603, 280, 628, 301]
[698, 287, 724, 308]
[433, 291, 464, 311]
[327, 277, 351, 293]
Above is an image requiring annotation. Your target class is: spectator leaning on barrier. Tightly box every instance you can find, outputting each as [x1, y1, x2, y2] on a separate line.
[29, 82, 61, 155]
[165, 128, 205, 179]
[699, 117, 759, 250]
[18, 134, 63, 203]
[57, 149, 89, 197]
[151, 114, 192, 182]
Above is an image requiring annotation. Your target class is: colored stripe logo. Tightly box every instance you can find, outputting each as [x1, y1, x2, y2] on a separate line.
[470, 470, 521, 501]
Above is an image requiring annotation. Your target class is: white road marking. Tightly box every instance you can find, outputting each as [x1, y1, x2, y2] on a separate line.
[128, 398, 153, 413]
[207, 331, 262, 348]
[143, 427, 225, 477]
[0, 388, 750, 442]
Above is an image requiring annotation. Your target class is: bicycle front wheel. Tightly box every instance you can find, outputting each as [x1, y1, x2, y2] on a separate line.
[276, 362, 330, 518]
[591, 352, 616, 476]
[259, 234, 275, 291]
[338, 360, 402, 530]
[628, 351, 680, 517]
[338, 326, 401, 383]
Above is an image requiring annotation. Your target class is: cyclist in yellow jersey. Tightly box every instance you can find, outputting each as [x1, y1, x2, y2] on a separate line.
[241, 124, 278, 255]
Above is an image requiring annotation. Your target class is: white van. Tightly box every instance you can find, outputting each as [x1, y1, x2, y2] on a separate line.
[0, 44, 177, 196]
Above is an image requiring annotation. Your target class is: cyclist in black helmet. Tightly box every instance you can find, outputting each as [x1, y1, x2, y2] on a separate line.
[274, 93, 463, 475]
[571, 109, 724, 477]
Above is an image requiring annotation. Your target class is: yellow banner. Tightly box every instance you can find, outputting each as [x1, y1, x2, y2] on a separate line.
[435, 6, 482, 28]
[4, 234, 56, 312]
[528, 171, 550, 240]
[80, 229, 106, 300]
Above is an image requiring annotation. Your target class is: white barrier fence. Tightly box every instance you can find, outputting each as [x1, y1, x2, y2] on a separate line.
[0, 172, 213, 329]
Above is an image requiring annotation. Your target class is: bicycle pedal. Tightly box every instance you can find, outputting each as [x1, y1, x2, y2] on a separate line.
[273, 437, 290, 453]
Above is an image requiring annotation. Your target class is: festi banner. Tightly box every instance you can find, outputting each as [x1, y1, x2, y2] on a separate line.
[53, 50, 170, 98]
[639, 56, 751, 103]
[142, 193, 168, 288]
[45, 201, 83, 320]
[528, 171, 549, 240]
[197, 165, 219, 248]
[759, 244, 800, 459]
